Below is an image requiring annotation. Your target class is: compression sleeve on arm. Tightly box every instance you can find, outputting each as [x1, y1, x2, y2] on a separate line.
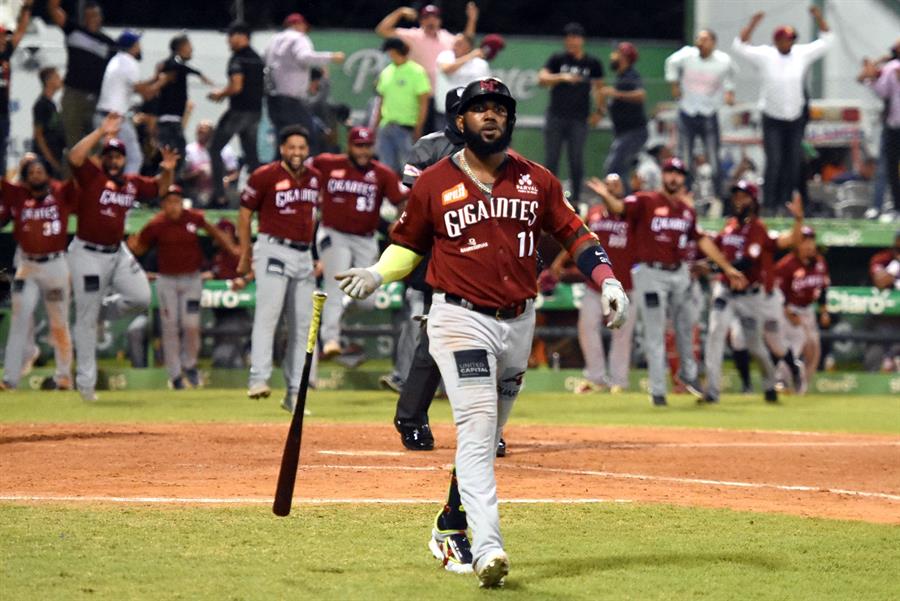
[371, 244, 425, 284]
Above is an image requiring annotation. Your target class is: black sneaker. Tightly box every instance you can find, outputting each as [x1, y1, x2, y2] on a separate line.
[651, 394, 668, 407]
[764, 389, 779, 403]
[496, 438, 507, 458]
[184, 368, 201, 388]
[396, 421, 435, 451]
[170, 376, 186, 390]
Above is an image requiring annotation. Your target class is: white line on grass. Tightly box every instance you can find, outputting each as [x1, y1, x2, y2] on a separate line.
[0, 495, 630, 505]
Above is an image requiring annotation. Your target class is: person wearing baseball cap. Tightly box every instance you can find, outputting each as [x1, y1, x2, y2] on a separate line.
[600, 41, 648, 194]
[733, 8, 833, 214]
[264, 12, 345, 157]
[538, 22, 606, 203]
[434, 32, 491, 131]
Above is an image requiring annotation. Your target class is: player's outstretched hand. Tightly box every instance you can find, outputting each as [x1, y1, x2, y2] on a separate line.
[601, 279, 629, 328]
[336, 268, 383, 300]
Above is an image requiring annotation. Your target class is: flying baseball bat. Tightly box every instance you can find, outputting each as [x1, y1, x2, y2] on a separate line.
[273, 290, 327, 517]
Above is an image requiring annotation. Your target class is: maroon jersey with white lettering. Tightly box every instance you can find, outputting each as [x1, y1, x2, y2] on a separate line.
[138, 209, 209, 275]
[240, 162, 320, 243]
[72, 160, 159, 245]
[774, 253, 829, 307]
[623, 191, 701, 265]
[391, 152, 588, 307]
[1, 180, 76, 254]
[312, 154, 407, 235]
[585, 203, 632, 291]
[714, 216, 776, 289]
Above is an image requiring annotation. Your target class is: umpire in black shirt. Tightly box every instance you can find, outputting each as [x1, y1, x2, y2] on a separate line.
[208, 22, 265, 208]
[538, 22, 605, 203]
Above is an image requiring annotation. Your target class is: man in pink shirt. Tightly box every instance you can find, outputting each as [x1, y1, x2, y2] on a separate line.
[376, 3, 479, 132]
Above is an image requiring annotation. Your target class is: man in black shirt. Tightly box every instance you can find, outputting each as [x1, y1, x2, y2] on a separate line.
[601, 42, 648, 193]
[157, 34, 212, 174]
[48, 0, 116, 149]
[33, 67, 66, 178]
[208, 22, 264, 207]
[538, 22, 604, 203]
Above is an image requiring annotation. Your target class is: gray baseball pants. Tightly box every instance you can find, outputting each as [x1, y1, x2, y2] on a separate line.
[578, 287, 636, 388]
[156, 273, 203, 381]
[317, 226, 379, 345]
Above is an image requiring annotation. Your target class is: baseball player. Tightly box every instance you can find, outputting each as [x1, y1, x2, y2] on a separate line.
[0, 158, 76, 390]
[237, 125, 320, 412]
[595, 157, 745, 405]
[128, 185, 239, 389]
[336, 78, 628, 587]
[773, 226, 830, 394]
[67, 113, 177, 401]
[311, 126, 408, 357]
[701, 180, 804, 404]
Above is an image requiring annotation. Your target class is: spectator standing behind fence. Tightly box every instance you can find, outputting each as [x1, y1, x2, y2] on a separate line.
[858, 48, 900, 219]
[434, 34, 490, 132]
[538, 22, 605, 203]
[0, 2, 32, 174]
[601, 42, 647, 194]
[182, 120, 240, 206]
[95, 31, 170, 174]
[374, 38, 431, 174]
[208, 22, 265, 208]
[264, 13, 345, 157]
[664, 29, 736, 198]
[33, 67, 66, 179]
[47, 0, 115, 149]
[732, 7, 833, 214]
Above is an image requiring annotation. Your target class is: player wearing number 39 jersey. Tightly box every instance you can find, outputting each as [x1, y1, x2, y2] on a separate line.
[337, 78, 628, 588]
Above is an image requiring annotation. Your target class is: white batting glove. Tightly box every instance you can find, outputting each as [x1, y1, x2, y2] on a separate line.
[335, 268, 383, 300]
[601, 279, 628, 329]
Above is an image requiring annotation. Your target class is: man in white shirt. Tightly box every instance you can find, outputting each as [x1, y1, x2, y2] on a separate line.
[264, 13, 344, 156]
[732, 7, 833, 213]
[665, 29, 736, 198]
[183, 120, 240, 207]
[95, 30, 169, 174]
[434, 34, 490, 131]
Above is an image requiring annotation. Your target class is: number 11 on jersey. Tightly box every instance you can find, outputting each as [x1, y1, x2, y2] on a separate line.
[517, 230, 534, 257]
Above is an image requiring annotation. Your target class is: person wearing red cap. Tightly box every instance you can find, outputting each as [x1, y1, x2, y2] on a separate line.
[66, 112, 178, 401]
[128, 185, 239, 389]
[264, 12, 345, 156]
[0, 2, 33, 173]
[732, 7, 833, 213]
[311, 126, 408, 357]
[434, 34, 491, 131]
[600, 41, 648, 194]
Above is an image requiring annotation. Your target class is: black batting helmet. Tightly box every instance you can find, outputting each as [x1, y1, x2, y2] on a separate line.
[457, 77, 517, 123]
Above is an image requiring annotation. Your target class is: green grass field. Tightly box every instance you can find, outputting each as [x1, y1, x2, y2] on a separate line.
[2, 389, 899, 599]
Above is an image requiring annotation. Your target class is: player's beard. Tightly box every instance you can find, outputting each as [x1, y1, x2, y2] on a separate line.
[662, 180, 681, 195]
[462, 121, 512, 157]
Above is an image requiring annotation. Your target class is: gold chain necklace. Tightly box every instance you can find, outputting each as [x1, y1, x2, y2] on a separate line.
[456, 150, 493, 197]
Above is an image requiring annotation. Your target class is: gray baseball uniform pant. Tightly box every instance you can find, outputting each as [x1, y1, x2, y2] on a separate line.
[631, 263, 698, 397]
[390, 287, 426, 384]
[2, 254, 73, 388]
[761, 290, 787, 358]
[427, 294, 534, 567]
[68, 238, 151, 395]
[578, 288, 636, 388]
[156, 273, 203, 381]
[783, 304, 820, 387]
[704, 281, 776, 400]
[317, 226, 379, 345]
[249, 236, 316, 395]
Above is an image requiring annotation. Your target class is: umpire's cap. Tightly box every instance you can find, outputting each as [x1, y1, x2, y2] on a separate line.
[102, 138, 127, 156]
[457, 77, 517, 119]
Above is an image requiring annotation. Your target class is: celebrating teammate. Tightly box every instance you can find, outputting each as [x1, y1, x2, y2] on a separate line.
[0, 158, 76, 390]
[590, 157, 745, 406]
[237, 125, 320, 412]
[311, 126, 408, 358]
[128, 185, 239, 389]
[336, 78, 628, 587]
[67, 113, 177, 402]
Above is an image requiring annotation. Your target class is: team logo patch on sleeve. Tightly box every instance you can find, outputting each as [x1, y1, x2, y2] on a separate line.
[442, 183, 468, 205]
[454, 349, 491, 380]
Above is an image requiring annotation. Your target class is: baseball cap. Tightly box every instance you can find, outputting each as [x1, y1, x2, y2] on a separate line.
[163, 184, 184, 199]
[227, 21, 252, 36]
[283, 13, 307, 27]
[801, 225, 816, 238]
[116, 30, 142, 50]
[217, 218, 236, 235]
[661, 157, 688, 175]
[617, 41, 639, 64]
[420, 4, 441, 18]
[773, 26, 797, 42]
[102, 138, 127, 156]
[563, 22, 586, 37]
[348, 126, 375, 145]
[731, 179, 760, 201]
[480, 34, 506, 61]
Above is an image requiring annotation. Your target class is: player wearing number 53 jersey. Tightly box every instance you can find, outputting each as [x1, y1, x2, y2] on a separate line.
[311, 126, 407, 356]
[337, 78, 628, 588]
[1, 159, 76, 390]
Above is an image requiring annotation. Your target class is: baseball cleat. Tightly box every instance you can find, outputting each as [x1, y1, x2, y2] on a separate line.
[428, 531, 474, 574]
[170, 376, 186, 390]
[79, 389, 98, 402]
[699, 394, 719, 405]
[681, 377, 705, 399]
[475, 550, 509, 588]
[650, 394, 668, 407]
[55, 376, 73, 391]
[764, 389, 779, 403]
[496, 437, 507, 457]
[20, 346, 41, 377]
[184, 368, 201, 388]
[379, 374, 404, 394]
[247, 383, 271, 399]
[322, 340, 342, 358]
[281, 394, 311, 416]
[396, 421, 435, 451]
[609, 384, 625, 394]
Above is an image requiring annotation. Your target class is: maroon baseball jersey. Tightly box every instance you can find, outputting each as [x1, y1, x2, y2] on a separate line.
[312, 154, 407, 235]
[72, 160, 159, 245]
[869, 249, 899, 287]
[623, 191, 701, 266]
[240, 162, 320, 243]
[585, 203, 632, 291]
[1, 180, 76, 255]
[212, 249, 239, 280]
[713, 217, 776, 289]
[774, 253, 829, 307]
[138, 208, 208, 275]
[391, 152, 587, 307]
